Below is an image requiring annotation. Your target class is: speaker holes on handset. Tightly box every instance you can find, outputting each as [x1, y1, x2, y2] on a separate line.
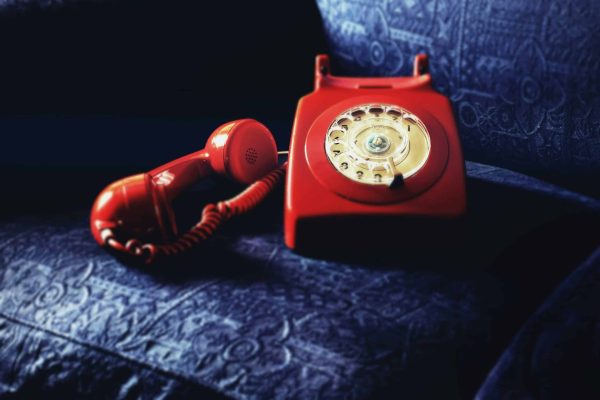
[245, 147, 258, 164]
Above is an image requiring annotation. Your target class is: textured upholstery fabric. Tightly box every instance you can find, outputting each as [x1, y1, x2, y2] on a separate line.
[1, 162, 599, 399]
[477, 247, 600, 399]
[316, 0, 600, 178]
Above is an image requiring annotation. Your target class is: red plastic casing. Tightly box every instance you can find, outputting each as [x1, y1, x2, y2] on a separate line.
[284, 54, 466, 253]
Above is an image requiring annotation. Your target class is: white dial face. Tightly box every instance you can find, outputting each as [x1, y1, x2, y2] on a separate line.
[324, 104, 431, 186]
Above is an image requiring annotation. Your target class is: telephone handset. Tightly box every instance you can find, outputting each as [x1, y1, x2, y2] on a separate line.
[90, 54, 466, 263]
[90, 119, 284, 263]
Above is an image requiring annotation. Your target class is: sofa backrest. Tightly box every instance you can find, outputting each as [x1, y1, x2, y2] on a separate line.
[316, 0, 600, 182]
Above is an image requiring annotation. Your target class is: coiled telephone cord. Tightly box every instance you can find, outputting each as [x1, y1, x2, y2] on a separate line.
[106, 162, 287, 264]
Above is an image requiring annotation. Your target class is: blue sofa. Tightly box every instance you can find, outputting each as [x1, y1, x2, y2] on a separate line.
[1, 0, 599, 398]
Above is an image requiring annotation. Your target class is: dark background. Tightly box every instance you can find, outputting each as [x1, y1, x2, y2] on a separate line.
[0, 0, 334, 215]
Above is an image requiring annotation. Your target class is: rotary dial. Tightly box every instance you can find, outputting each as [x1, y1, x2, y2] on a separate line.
[324, 104, 431, 186]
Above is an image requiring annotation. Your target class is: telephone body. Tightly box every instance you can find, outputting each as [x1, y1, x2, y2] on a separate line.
[284, 54, 466, 253]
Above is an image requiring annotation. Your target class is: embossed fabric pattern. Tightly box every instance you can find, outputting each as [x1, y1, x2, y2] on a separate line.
[0, 220, 499, 399]
[0, 222, 498, 399]
[1, 162, 600, 399]
[316, 0, 600, 178]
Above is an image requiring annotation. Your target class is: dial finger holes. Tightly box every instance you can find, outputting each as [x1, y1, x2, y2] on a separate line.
[403, 114, 418, 124]
[354, 168, 378, 183]
[387, 109, 402, 120]
[368, 107, 384, 116]
[328, 130, 345, 142]
[329, 142, 346, 157]
[355, 159, 369, 169]
[337, 118, 351, 130]
[351, 110, 366, 121]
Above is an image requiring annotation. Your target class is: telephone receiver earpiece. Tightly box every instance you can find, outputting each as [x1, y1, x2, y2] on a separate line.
[90, 119, 279, 251]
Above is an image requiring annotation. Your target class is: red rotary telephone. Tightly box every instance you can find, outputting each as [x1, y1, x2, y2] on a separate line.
[90, 54, 466, 263]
